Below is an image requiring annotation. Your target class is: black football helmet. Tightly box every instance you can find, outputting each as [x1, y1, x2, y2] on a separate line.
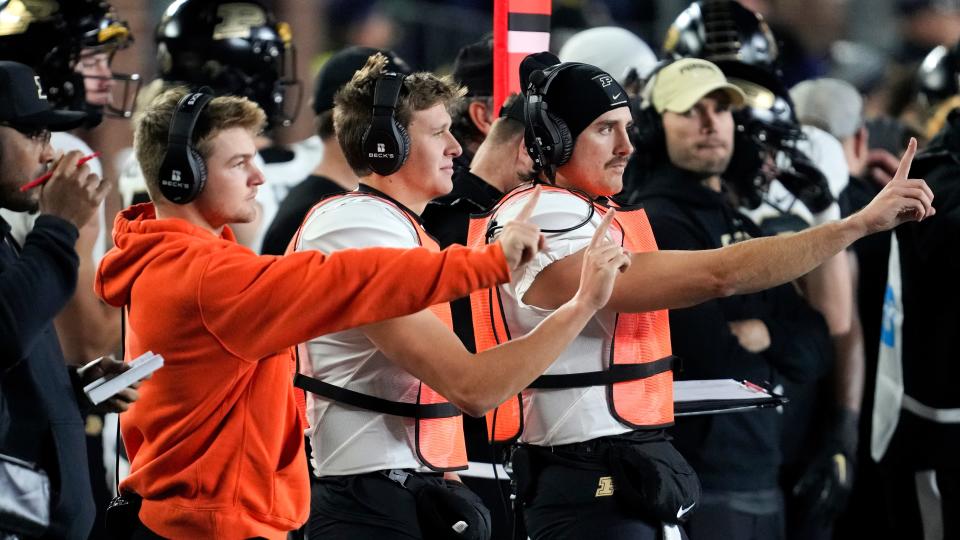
[0, 0, 83, 113]
[156, 0, 301, 130]
[916, 43, 960, 110]
[0, 0, 139, 127]
[66, 1, 140, 120]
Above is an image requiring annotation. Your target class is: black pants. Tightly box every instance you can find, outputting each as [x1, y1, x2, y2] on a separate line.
[877, 467, 960, 539]
[683, 500, 784, 540]
[308, 471, 486, 540]
[516, 443, 687, 540]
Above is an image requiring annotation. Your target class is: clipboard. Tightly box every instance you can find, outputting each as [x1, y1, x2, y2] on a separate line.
[673, 379, 788, 417]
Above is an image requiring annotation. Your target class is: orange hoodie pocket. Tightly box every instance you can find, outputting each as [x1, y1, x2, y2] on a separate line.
[271, 461, 309, 522]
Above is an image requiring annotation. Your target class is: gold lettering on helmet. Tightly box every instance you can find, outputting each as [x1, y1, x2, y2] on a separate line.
[0, 0, 59, 37]
[662, 25, 679, 54]
[98, 22, 130, 46]
[212, 3, 266, 40]
[757, 19, 780, 60]
[727, 78, 775, 110]
[277, 21, 292, 46]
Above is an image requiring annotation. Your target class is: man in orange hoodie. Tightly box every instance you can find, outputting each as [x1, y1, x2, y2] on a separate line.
[94, 87, 544, 539]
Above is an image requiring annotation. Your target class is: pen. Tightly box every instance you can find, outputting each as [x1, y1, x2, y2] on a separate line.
[20, 151, 101, 192]
[741, 380, 766, 393]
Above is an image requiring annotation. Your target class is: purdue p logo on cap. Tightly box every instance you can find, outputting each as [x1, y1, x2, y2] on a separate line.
[651, 58, 745, 114]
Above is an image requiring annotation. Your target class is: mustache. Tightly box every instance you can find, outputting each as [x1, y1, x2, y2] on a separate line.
[605, 157, 629, 168]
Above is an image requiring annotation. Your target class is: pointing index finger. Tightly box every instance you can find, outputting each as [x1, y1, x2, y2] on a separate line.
[894, 137, 917, 182]
[515, 185, 541, 222]
[590, 209, 616, 249]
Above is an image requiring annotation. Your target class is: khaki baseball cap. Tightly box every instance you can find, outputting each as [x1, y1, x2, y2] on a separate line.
[651, 58, 746, 114]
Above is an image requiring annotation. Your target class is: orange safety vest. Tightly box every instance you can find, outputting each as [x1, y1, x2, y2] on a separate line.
[467, 184, 675, 443]
[289, 191, 468, 472]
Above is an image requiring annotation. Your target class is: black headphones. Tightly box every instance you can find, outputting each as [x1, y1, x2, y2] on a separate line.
[362, 72, 410, 175]
[158, 89, 215, 204]
[631, 59, 674, 157]
[523, 62, 583, 179]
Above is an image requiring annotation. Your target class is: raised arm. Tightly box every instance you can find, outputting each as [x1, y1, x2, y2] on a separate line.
[364, 210, 630, 417]
[524, 139, 935, 313]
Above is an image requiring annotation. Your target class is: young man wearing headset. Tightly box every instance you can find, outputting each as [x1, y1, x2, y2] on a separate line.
[291, 53, 629, 540]
[93, 86, 546, 539]
[467, 55, 935, 539]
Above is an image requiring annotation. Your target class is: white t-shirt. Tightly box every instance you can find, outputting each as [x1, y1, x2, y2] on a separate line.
[0, 132, 107, 262]
[493, 189, 631, 446]
[742, 124, 849, 229]
[297, 194, 431, 476]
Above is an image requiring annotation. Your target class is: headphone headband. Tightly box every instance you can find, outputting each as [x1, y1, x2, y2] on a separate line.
[167, 90, 215, 147]
[371, 72, 405, 111]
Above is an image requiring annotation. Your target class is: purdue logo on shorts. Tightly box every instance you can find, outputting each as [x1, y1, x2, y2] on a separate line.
[595, 476, 615, 497]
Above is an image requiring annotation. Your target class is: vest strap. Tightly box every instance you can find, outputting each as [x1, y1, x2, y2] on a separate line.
[294, 374, 462, 419]
[528, 356, 676, 389]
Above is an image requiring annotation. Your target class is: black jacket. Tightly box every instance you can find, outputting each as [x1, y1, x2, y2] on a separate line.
[635, 164, 832, 491]
[882, 110, 960, 469]
[0, 214, 95, 539]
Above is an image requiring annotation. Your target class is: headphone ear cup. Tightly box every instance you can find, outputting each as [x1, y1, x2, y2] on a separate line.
[395, 120, 410, 168]
[188, 146, 207, 200]
[632, 107, 664, 157]
[549, 112, 574, 166]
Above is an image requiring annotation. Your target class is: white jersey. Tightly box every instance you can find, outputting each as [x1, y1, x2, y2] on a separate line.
[297, 194, 430, 475]
[493, 189, 630, 446]
[0, 132, 107, 262]
[742, 124, 849, 229]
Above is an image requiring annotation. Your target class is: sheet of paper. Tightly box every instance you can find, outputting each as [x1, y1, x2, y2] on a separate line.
[674, 379, 771, 402]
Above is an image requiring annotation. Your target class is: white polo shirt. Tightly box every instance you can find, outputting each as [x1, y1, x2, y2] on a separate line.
[492, 189, 631, 446]
[296, 194, 431, 475]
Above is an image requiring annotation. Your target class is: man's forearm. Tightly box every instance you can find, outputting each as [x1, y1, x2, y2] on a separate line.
[716, 217, 865, 297]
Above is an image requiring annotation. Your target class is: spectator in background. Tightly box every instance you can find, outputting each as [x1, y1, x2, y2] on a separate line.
[448, 35, 497, 167]
[868, 59, 960, 539]
[632, 59, 832, 540]
[791, 77, 904, 540]
[896, 0, 960, 62]
[0, 0, 137, 365]
[261, 47, 411, 256]
[0, 61, 137, 540]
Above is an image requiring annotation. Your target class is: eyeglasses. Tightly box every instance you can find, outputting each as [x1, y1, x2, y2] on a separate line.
[0, 123, 52, 145]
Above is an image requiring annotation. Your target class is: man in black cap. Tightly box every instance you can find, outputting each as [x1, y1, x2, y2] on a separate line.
[261, 46, 410, 255]
[0, 61, 138, 540]
[449, 35, 497, 167]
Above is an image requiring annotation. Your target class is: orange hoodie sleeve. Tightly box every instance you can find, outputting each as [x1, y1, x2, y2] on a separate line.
[197, 243, 509, 360]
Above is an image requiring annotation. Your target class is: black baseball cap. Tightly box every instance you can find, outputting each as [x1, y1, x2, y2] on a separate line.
[0, 61, 87, 131]
[312, 46, 411, 115]
[453, 36, 493, 97]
